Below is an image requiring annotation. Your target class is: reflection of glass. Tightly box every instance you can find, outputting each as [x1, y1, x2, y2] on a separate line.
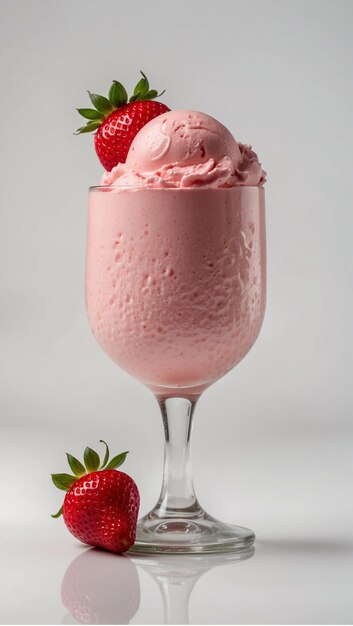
[132, 549, 254, 624]
[61, 548, 140, 624]
[86, 186, 266, 553]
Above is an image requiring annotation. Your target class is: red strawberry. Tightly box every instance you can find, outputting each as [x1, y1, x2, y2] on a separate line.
[76, 71, 170, 171]
[51, 440, 140, 553]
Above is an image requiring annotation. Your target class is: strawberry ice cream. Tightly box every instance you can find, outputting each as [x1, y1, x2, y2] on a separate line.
[101, 110, 266, 188]
[86, 110, 266, 397]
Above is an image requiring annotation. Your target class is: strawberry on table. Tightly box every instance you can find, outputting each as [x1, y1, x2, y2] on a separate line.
[76, 71, 170, 171]
[51, 440, 140, 553]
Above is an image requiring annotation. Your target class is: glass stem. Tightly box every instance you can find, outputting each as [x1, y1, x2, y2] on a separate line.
[159, 575, 198, 624]
[153, 396, 202, 518]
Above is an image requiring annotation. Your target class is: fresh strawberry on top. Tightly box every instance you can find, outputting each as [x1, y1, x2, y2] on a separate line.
[76, 71, 170, 171]
[51, 440, 140, 553]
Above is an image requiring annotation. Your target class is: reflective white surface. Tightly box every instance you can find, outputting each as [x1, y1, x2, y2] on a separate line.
[1, 0, 353, 623]
[1, 523, 352, 624]
[1, 425, 353, 624]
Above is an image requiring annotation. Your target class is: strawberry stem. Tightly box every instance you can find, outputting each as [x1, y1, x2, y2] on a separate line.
[99, 440, 110, 469]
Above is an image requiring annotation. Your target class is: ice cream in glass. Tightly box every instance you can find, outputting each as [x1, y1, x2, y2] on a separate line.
[85, 106, 266, 553]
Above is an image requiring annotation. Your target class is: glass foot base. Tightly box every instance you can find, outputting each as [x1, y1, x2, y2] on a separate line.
[128, 511, 255, 555]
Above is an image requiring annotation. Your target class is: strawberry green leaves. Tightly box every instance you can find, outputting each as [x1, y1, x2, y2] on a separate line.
[84, 446, 100, 473]
[145, 89, 158, 100]
[75, 107, 103, 135]
[51, 441, 130, 518]
[51, 505, 63, 518]
[50, 473, 76, 517]
[98, 440, 128, 469]
[75, 93, 112, 135]
[51, 473, 77, 491]
[66, 453, 86, 477]
[105, 451, 129, 470]
[75, 71, 166, 134]
[109, 81, 128, 108]
[74, 122, 101, 135]
[129, 71, 149, 102]
[76, 108, 103, 120]
[129, 71, 166, 103]
[88, 92, 113, 115]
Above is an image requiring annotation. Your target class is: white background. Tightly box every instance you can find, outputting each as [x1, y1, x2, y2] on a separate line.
[1, 0, 352, 624]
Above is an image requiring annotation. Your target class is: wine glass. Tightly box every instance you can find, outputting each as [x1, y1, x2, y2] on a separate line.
[85, 185, 266, 553]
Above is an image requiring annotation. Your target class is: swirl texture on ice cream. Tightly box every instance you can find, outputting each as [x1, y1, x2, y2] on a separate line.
[101, 110, 266, 188]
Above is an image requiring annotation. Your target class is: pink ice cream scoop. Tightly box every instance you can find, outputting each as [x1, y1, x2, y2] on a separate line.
[102, 110, 266, 188]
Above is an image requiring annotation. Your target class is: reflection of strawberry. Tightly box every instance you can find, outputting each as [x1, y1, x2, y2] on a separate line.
[76, 71, 170, 171]
[62, 548, 140, 624]
[52, 441, 139, 553]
